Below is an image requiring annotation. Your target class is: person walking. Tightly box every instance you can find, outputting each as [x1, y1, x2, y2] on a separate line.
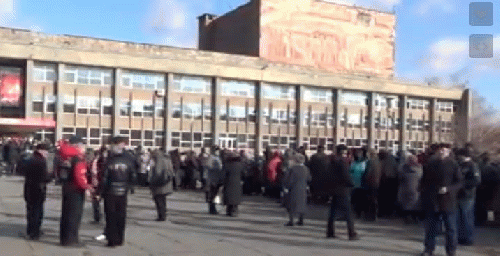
[326, 145, 359, 241]
[149, 150, 175, 221]
[59, 136, 91, 247]
[22, 143, 51, 240]
[222, 152, 246, 217]
[420, 144, 463, 256]
[397, 154, 423, 224]
[98, 136, 137, 247]
[456, 148, 481, 246]
[283, 153, 311, 226]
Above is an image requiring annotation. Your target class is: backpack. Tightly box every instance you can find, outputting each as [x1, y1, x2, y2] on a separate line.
[58, 156, 79, 183]
[150, 159, 171, 187]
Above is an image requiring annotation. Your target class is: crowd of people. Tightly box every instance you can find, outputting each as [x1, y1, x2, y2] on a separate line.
[6, 134, 500, 255]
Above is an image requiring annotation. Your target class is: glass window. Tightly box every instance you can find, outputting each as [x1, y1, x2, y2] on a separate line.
[341, 91, 368, 106]
[64, 65, 112, 86]
[374, 94, 399, 109]
[173, 74, 211, 93]
[220, 79, 255, 97]
[33, 63, 57, 82]
[262, 84, 296, 100]
[304, 88, 333, 103]
[122, 70, 165, 90]
[121, 100, 131, 116]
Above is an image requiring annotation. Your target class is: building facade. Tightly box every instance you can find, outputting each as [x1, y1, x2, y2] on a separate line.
[199, 0, 396, 78]
[0, 26, 469, 156]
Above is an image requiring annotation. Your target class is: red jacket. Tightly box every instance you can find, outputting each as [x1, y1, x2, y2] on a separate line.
[267, 151, 282, 184]
[58, 140, 90, 192]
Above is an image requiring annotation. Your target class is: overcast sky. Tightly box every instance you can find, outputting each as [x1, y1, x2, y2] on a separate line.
[1, 0, 499, 110]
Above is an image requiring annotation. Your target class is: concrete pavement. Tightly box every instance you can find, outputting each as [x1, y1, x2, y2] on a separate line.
[0, 175, 499, 256]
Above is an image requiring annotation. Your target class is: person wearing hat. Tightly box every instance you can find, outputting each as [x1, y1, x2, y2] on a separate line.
[97, 136, 137, 247]
[420, 143, 463, 256]
[21, 143, 52, 240]
[326, 144, 359, 241]
[59, 136, 90, 247]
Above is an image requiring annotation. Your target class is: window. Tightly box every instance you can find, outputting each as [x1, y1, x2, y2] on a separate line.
[121, 70, 165, 90]
[304, 88, 333, 103]
[357, 13, 371, 27]
[263, 108, 297, 125]
[155, 101, 165, 117]
[304, 111, 334, 127]
[63, 95, 75, 113]
[220, 79, 255, 97]
[34, 129, 55, 143]
[64, 65, 112, 86]
[436, 101, 454, 112]
[132, 100, 154, 117]
[407, 99, 430, 110]
[76, 96, 100, 115]
[171, 102, 209, 120]
[173, 74, 211, 93]
[32, 95, 56, 113]
[121, 100, 131, 116]
[374, 94, 399, 109]
[262, 84, 295, 100]
[341, 91, 368, 106]
[102, 98, 113, 115]
[34, 63, 56, 82]
[220, 106, 255, 123]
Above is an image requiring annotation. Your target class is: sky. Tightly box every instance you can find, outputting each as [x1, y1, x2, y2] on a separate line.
[0, 0, 499, 111]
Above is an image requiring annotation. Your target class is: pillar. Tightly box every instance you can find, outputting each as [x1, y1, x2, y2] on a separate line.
[25, 60, 34, 118]
[211, 77, 221, 146]
[164, 73, 173, 150]
[55, 63, 65, 141]
[334, 89, 342, 145]
[112, 68, 122, 136]
[399, 95, 408, 153]
[368, 92, 376, 150]
[295, 85, 304, 148]
[430, 98, 437, 143]
[255, 82, 263, 158]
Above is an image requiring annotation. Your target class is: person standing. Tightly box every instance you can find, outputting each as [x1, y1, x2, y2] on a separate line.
[362, 149, 382, 222]
[420, 144, 463, 256]
[89, 146, 108, 224]
[22, 143, 51, 240]
[59, 136, 91, 247]
[350, 148, 368, 218]
[98, 136, 137, 247]
[283, 153, 311, 226]
[456, 148, 481, 246]
[206, 146, 224, 214]
[397, 154, 423, 224]
[308, 145, 330, 203]
[222, 152, 246, 217]
[149, 150, 174, 221]
[378, 150, 399, 218]
[326, 145, 359, 241]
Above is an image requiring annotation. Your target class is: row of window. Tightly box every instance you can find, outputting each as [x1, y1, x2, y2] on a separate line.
[62, 127, 113, 146]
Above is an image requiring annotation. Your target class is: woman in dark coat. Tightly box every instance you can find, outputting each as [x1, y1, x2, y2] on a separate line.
[397, 154, 423, 224]
[223, 152, 246, 217]
[283, 153, 312, 226]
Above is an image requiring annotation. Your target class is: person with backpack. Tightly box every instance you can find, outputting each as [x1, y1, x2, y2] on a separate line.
[149, 149, 175, 221]
[97, 136, 137, 247]
[58, 136, 91, 247]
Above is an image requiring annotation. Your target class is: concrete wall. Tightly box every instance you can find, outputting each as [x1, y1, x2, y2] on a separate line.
[205, 1, 260, 56]
[259, 0, 395, 78]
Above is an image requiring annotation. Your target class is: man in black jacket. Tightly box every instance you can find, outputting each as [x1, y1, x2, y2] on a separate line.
[456, 148, 481, 246]
[22, 143, 51, 240]
[98, 136, 137, 247]
[420, 144, 463, 256]
[326, 145, 359, 241]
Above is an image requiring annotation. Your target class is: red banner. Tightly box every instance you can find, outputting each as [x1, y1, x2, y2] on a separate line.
[0, 73, 22, 107]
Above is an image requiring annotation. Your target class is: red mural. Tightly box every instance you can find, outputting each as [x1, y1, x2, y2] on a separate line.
[0, 73, 22, 107]
[259, 0, 395, 77]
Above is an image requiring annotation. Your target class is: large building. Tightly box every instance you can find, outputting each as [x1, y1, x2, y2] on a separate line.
[0, 0, 469, 156]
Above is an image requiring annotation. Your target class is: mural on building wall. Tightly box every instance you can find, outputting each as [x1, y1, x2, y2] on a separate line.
[260, 0, 395, 77]
[0, 67, 22, 107]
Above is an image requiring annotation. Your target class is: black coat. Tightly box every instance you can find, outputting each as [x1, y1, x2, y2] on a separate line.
[421, 157, 463, 213]
[327, 156, 354, 196]
[23, 152, 51, 203]
[308, 153, 330, 196]
[223, 157, 246, 206]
